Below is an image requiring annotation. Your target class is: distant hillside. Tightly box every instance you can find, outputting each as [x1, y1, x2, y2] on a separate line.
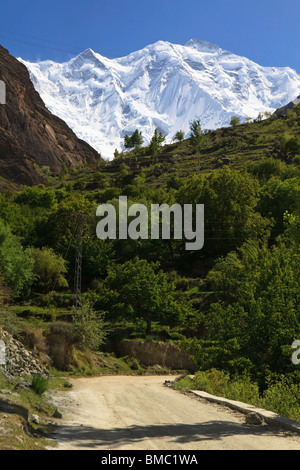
[98, 106, 300, 188]
[0, 45, 102, 186]
[41, 103, 300, 207]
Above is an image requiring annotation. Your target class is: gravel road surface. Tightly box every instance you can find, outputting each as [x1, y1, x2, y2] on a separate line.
[48, 375, 300, 450]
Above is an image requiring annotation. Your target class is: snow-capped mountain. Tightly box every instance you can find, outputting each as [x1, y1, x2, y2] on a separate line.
[19, 39, 300, 160]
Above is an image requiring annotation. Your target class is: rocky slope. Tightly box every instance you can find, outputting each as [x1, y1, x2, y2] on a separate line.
[0, 45, 101, 186]
[0, 329, 49, 379]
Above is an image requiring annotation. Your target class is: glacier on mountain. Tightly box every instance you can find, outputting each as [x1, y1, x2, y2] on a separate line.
[19, 39, 300, 160]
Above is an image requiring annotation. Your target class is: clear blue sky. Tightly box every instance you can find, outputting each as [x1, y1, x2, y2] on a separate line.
[1, 0, 300, 72]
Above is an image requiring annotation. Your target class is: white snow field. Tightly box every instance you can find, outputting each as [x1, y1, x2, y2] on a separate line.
[19, 39, 300, 159]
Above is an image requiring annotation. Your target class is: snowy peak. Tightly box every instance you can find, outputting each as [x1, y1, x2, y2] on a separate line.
[185, 39, 222, 53]
[70, 48, 109, 70]
[76, 48, 98, 60]
[19, 40, 300, 160]
[73, 48, 101, 64]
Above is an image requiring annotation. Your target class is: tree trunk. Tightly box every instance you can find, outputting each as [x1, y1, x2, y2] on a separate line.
[146, 319, 152, 335]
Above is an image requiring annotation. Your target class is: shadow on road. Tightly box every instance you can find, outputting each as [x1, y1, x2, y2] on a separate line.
[52, 419, 290, 449]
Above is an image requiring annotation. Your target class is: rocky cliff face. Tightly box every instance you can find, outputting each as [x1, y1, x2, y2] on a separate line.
[0, 45, 101, 186]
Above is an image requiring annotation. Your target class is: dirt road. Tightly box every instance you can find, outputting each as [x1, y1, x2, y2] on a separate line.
[48, 375, 300, 450]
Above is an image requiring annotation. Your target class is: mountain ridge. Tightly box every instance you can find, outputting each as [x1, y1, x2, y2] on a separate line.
[20, 39, 300, 160]
[0, 45, 102, 185]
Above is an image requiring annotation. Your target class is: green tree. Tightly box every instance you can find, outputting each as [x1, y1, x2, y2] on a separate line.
[258, 176, 300, 237]
[124, 134, 133, 149]
[167, 173, 182, 190]
[132, 129, 144, 148]
[0, 219, 35, 297]
[189, 119, 203, 152]
[38, 193, 93, 260]
[14, 185, 57, 209]
[283, 211, 300, 246]
[205, 239, 300, 380]
[278, 133, 300, 162]
[173, 130, 185, 143]
[73, 299, 107, 351]
[230, 116, 240, 127]
[178, 168, 271, 257]
[105, 257, 189, 334]
[31, 247, 68, 293]
[149, 129, 166, 156]
[124, 129, 144, 149]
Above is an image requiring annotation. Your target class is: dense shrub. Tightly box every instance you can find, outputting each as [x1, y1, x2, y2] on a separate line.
[31, 373, 49, 395]
[73, 300, 107, 351]
[174, 370, 300, 421]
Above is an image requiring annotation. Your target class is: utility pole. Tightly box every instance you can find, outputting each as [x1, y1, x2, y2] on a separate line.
[73, 219, 83, 310]
[73, 213, 90, 311]
[70, 212, 91, 311]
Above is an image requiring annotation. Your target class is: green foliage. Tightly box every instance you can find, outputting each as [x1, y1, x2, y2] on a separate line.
[0, 310, 22, 336]
[104, 257, 192, 334]
[260, 377, 300, 420]
[31, 247, 68, 293]
[174, 369, 260, 404]
[173, 130, 185, 143]
[0, 219, 35, 297]
[73, 300, 107, 351]
[167, 173, 182, 190]
[247, 157, 285, 181]
[1, 106, 300, 420]
[189, 119, 203, 152]
[224, 374, 261, 404]
[283, 211, 300, 245]
[31, 374, 49, 395]
[258, 176, 300, 236]
[278, 133, 300, 161]
[178, 168, 271, 256]
[124, 129, 144, 149]
[192, 369, 231, 395]
[230, 116, 240, 127]
[172, 375, 194, 391]
[149, 129, 166, 156]
[293, 155, 300, 166]
[175, 369, 300, 421]
[204, 239, 300, 379]
[15, 186, 57, 209]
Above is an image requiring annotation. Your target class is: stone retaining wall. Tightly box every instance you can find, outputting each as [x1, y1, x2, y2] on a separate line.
[117, 339, 196, 372]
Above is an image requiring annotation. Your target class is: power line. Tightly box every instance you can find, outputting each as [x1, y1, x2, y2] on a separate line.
[0, 28, 82, 51]
[0, 33, 79, 56]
